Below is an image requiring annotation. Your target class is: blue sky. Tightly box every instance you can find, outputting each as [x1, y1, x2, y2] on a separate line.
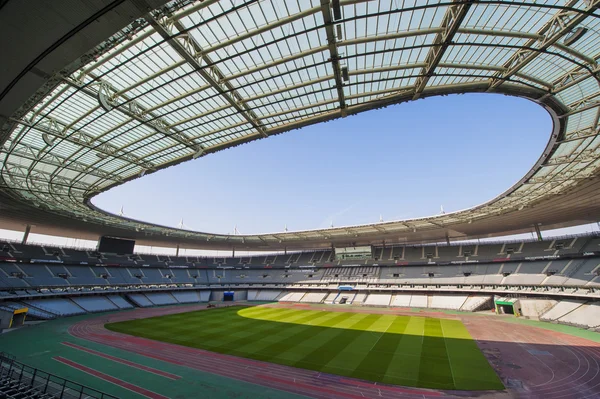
[92, 93, 553, 235]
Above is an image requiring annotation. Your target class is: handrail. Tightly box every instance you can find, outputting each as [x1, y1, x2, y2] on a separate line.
[0, 352, 118, 399]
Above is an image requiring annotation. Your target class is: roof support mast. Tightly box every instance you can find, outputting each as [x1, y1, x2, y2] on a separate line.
[412, 0, 475, 100]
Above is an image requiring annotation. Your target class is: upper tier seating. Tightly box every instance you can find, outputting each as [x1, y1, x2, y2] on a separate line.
[0, 258, 598, 290]
[2, 234, 598, 270]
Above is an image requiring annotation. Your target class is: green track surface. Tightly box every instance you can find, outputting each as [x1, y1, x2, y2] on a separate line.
[106, 306, 504, 390]
[0, 312, 309, 399]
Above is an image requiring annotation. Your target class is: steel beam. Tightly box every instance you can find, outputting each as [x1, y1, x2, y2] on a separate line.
[144, 12, 268, 138]
[62, 76, 201, 161]
[412, 0, 474, 100]
[561, 91, 600, 117]
[487, 0, 600, 91]
[320, 0, 347, 113]
[10, 116, 153, 170]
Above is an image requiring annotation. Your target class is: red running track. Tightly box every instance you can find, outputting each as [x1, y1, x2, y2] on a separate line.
[67, 304, 600, 399]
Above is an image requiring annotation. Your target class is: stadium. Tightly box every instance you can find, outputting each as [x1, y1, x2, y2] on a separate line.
[1, 0, 600, 398]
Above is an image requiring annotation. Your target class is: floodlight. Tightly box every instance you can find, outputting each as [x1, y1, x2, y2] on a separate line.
[563, 27, 587, 46]
[42, 133, 55, 146]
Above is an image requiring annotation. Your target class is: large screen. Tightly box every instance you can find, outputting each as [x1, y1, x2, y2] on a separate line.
[98, 236, 135, 254]
[335, 246, 372, 260]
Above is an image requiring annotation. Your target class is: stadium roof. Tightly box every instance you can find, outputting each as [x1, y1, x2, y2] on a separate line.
[0, 0, 599, 250]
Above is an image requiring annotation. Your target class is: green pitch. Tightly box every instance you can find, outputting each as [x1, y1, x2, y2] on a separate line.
[106, 306, 503, 390]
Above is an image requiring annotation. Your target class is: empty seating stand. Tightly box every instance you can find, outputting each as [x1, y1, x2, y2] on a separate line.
[70, 296, 118, 312]
[145, 292, 177, 305]
[0, 376, 56, 399]
[106, 295, 134, 309]
[23, 299, 85, 316]
[127, 293, 153, 307]
[171, 291, 201, 303]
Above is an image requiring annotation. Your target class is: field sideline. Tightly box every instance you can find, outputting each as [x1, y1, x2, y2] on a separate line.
[106, 305, 503, 390]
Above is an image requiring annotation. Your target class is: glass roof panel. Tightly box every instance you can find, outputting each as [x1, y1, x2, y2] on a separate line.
[1, 0, 599, 243]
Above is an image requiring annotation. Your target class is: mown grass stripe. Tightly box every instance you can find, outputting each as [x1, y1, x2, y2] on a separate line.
[417, 318, 454, 389]
[382, 316, 425, 386]
[106, 306, 504, 391]
[441, 319, 504, 390]
[253, 312, 357, 364]
[230, 311, 349, 357]
[209, 310, 341, 356]
[107, 307, 295, 348]
[349, 316, 409, 381]
[294, 313, 382, 371]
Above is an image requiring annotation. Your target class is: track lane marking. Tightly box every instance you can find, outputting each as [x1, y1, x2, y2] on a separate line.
[53, 356, 170, 399]
[61, 342, 181, 380]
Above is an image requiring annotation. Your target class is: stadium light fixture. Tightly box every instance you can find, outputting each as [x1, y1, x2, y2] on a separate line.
[332, 0, 342, 20]
[42, 133, 55, 147]
[97, 84, 114, 112]
[563, 27, 588, 46]
[342, 67, 349, 82]
[192, 148, 204, 159]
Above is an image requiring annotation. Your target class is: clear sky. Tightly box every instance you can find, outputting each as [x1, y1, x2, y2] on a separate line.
[92, 93, 553, 235]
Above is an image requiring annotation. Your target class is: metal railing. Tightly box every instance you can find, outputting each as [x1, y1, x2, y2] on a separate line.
[0, 353, 117, 399]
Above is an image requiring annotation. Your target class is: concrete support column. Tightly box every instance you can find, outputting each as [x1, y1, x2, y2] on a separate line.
[175, 244, 180, 257]
[21, 225, 31, 245]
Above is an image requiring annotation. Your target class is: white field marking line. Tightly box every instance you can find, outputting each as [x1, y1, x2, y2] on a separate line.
[558, 346, 600, 399]
[367, 317, 396, 353]
[439, 320, 457, 388]
[521, 330, 590, 390]
[548, 345, 599, 396]
[533, 345, 598, 399]
[514, 333, 557, 387]
[579, 348, 600, 399]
